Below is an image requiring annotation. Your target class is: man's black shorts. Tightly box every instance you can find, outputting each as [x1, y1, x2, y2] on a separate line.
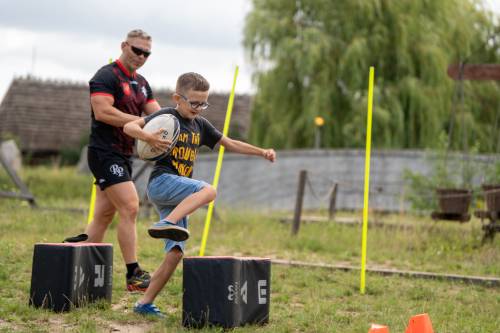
[88, 147, 132, 190]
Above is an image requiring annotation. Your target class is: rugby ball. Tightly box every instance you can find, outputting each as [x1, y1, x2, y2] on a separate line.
[136, 114, 180, 161]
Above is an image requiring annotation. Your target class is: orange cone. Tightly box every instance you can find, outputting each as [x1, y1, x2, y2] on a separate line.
[405, 313, 434, 333]
[368, 324, 389, 333]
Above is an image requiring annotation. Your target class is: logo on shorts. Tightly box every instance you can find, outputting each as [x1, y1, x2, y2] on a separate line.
[109, 164, 124, 177]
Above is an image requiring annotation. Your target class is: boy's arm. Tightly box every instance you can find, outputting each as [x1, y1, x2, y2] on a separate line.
[219, 136, 276, 162]
[123, 118, 171, 151]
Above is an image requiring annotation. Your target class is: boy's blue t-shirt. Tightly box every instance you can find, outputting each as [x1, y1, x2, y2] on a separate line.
[144, 107, 222, 180]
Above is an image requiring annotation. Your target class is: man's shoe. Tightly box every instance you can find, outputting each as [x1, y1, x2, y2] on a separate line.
[63, 233, 88, 243]
[126, 268, 151, 292]
[148, 220, 190, 241]
[133, 302, 165, 318]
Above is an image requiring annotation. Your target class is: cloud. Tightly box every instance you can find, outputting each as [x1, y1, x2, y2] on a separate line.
[0, 0, 250, 49]
[0, 0, 254, 100]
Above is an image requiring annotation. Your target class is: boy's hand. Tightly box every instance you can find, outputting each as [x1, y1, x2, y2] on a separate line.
[262, 149, 276, 162]
[146, 128, 172, 151]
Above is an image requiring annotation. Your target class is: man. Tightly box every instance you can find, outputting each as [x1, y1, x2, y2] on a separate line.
[85, 29, 164, 291]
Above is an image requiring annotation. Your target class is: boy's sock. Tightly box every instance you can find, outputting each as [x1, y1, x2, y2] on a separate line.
[126, 262, 140, 279]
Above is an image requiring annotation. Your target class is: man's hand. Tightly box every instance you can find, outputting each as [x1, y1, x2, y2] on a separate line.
[145, 128, 171, 151]
[262, 149, 276, 162]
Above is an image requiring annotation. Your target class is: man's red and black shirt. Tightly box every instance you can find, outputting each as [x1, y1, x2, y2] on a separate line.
[88, 59, 156, 156]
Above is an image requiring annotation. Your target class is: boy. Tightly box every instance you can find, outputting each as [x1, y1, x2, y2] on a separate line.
[123, 72, 276, 316]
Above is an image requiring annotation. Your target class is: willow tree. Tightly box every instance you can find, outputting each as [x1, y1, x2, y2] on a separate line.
[244, 0, 500, 151]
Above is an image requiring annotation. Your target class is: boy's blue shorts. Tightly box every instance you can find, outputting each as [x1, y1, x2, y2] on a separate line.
[147, 173, 209, 253]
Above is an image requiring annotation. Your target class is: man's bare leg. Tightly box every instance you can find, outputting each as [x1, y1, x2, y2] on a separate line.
[104, 181, 140, 264]
[85, 186, 116, 242]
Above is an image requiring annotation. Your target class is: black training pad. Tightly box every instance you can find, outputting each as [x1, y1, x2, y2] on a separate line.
[29, 243, 112, 312]
[183, 256, 270, 328]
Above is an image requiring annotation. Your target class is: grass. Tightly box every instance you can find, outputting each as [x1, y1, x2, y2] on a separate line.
[0, 166, 499, 332]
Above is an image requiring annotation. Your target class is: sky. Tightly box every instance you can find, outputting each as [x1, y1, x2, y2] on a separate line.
[1, 0, 500, 102]
[0, 0, 253, 101]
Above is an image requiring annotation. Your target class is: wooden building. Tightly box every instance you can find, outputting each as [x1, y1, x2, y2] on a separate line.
[0, 76, 252, 157]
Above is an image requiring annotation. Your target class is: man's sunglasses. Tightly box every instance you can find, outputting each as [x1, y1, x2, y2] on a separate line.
[177, 93, 210, 110]
[126, 42, 151, 58]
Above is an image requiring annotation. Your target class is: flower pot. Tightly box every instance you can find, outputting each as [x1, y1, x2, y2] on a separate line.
[482, 184, 500, 213]
[436, 188, 472, 214]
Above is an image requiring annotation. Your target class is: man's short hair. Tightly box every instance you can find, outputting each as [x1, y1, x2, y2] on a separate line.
[126, 29, 152, 41]
[176, 72, 210, 93]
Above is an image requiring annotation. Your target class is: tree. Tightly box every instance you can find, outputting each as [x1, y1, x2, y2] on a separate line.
[244, 0, 500, 151]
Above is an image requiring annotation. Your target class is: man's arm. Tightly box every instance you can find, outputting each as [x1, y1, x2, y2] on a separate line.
[143, 100, 161, 115]
[219, 136, 276, 162]
[91, 95, 140, 127]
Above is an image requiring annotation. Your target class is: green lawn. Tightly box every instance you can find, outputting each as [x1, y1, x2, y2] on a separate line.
[0, 166, 498, 332]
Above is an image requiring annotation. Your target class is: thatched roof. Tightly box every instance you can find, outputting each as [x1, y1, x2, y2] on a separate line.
[0, 76, 252, 153]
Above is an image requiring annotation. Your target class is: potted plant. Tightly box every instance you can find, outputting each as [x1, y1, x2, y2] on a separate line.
[404, 134, 474, 217]
[435, 188, 472, 215]
[435, 136, 475, 216]
[482, 160, 500, 213]
[434, 157, 473, 216]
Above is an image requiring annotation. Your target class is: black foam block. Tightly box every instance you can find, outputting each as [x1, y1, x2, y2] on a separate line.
[29, 243, 113, 312]
[183, 256, 270, 328]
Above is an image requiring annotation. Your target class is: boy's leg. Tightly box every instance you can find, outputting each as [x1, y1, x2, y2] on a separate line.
[147, 174, 215, 240]
[134, 207, 187, 317]
[164, 186, 216, 223]
[139, 247, 183, 304]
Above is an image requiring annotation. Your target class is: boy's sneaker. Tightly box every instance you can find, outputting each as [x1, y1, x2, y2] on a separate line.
[133, 302, 165, 318]
[126, 268, 151, 292]
[148, 220, 190, 241]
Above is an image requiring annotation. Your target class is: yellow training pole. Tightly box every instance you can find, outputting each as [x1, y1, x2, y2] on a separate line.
[360, 66, 375, 294]
[87, 180, 96, 224]
[199, 66, 239, 256]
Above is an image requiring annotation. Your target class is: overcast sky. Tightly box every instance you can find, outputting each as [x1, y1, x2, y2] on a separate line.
[1, 0, 500, 102]
[0, 0, 253, 101]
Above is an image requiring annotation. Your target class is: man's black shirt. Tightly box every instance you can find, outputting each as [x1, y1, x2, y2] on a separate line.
[89, 59, 155, 156]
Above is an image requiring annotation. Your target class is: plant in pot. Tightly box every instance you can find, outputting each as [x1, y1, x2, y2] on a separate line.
[482, 160, 500, 213]
[433, 145, 474, 217]
[404, 134, 474, 217]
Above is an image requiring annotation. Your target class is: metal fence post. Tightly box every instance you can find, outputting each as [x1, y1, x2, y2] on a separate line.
[292, 170, 307, 235]
[329, 183, 338, 220]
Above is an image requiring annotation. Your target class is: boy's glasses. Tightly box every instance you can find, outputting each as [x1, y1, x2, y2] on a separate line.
[126, 42, 151, 58]
[177, 93, 210, 110]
